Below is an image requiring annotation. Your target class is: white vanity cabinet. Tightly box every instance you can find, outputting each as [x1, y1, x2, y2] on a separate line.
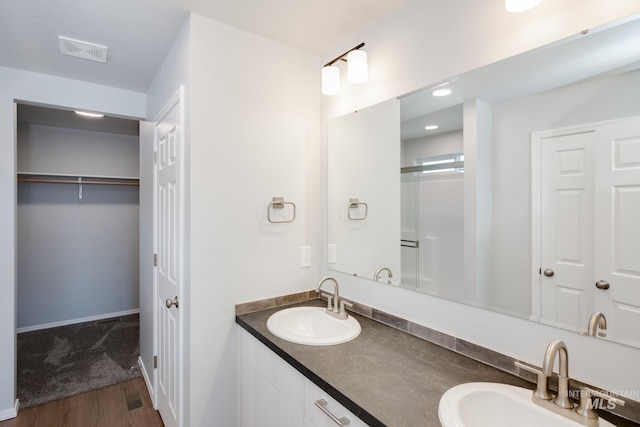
[239, 328, 369, 427]
[239, 328, 305, 427]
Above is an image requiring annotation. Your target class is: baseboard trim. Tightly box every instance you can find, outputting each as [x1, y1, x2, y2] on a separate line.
[139, 356, 156, 408]
[0, 399, 19, 421]
[17, 308, 140, 333]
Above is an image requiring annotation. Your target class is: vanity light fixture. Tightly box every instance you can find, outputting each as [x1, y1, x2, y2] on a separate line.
[432, 88, 452, 97]
[424, 125, 439, 130]
[505, 0, 542, 13]
[322, 65, 340, 96]
[347, 49, 368, 84]
[322, 42, 367, 96]
[74, 110, 104, 118]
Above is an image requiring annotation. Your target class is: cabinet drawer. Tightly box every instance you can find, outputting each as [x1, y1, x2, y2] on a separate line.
[304, 379, 368, 427]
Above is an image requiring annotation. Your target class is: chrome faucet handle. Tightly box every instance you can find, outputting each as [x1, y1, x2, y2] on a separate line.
[320, 293, 334, 311]
[338, 300, 353, 317]
[514, 361, 552, 400]
[576, 387, 625, 419]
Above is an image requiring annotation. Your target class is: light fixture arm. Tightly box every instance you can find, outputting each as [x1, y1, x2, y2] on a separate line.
[324, 42, 365, 67]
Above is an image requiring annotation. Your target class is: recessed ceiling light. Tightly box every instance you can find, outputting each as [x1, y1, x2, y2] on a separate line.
[425, 125, 439, 130]
[432, 88, 452, 97]
[74, 110, 104, 118]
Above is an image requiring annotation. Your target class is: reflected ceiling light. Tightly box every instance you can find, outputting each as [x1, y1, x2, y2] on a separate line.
[432, 88, 452, 97]
[424, 125, 439, 130]
[74, 110, 104, 118]
[321, 42, 367, 96]
[505, 0, 542, 13]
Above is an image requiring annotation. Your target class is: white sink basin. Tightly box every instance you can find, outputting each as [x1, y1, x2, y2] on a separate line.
[266, 306, 361, 346]
[439, 382, 615, 427]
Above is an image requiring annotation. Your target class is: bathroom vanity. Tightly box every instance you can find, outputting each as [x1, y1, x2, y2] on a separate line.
[236, 298, 637, 426]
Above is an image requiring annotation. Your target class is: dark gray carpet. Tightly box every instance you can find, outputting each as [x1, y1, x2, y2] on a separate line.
[17, 313, 141, 408]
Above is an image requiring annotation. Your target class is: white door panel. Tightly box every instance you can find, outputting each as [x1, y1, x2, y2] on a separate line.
[594, 117, 640, 345]
[154, 86, 184, 427]
[539, 131, 595, 329]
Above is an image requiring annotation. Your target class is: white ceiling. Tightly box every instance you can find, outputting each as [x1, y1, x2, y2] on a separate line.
[0, 0, 410, 93]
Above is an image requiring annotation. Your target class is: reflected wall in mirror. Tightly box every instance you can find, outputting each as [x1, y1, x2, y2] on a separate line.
[328, 98, 401, 284]
[327, 15, 640, 348]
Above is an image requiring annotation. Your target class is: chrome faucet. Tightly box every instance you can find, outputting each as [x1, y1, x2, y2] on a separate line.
[374, 267, 393, 283]
[542, 340, 573, 409]
[515, 340, 625, 426]
[316, 276, 350, 320]
[587, 312, 607, 337]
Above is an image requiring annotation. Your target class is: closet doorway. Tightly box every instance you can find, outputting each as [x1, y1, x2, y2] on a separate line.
[15, 103, 142, 408]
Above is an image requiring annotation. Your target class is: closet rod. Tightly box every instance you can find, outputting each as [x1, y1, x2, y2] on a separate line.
[17, 177, 139, 186]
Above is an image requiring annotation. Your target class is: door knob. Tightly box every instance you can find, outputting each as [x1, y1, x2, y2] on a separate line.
[165, 296, 179, 308]
[543, 268, 555, 277]
[595, 280, 610, 290]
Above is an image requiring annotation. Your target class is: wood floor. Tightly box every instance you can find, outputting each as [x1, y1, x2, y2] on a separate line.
[0, 378, 164, 427]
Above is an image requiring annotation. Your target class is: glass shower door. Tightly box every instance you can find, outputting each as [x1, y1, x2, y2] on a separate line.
[400, 171, 419, 290]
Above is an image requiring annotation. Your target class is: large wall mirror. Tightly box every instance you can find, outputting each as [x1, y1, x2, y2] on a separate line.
[328, 14, 640, 348]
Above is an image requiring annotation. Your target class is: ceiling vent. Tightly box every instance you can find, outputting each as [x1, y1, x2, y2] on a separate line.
[58, 36, 108, 63]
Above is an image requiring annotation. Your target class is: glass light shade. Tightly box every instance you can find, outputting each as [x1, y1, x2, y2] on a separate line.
[322, 65, 340, 96]
[347, 50, 368, 84]
[505, 0, 542, 12]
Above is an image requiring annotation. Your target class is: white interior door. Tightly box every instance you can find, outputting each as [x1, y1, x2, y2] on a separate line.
[539, 130, 595, 329]
[154, 86, 184, 427]
[594, 117, 640, 345]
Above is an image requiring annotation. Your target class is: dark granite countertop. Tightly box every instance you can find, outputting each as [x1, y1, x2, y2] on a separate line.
[236, 299, 637, 427]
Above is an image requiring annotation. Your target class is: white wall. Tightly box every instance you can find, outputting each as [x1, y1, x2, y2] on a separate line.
[402, 130, 463, 167]
[0, 65, 145, 419]
[17, 125, 140, 176]
[138, 11, 323, 426]
[185, 14, 320, 426]
[17, 123, 139, 329]
[321, 0, 640, 397]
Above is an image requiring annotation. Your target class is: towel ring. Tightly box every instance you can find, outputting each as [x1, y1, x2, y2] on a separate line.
[268, 197, 296, 223]
[348, 198, 368, 220]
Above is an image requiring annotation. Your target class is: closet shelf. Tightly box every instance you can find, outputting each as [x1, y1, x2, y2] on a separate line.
[17, 172, 139, 187]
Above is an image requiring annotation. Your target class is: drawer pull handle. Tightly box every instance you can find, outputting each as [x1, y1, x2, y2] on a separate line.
[314, 398, 351, 425]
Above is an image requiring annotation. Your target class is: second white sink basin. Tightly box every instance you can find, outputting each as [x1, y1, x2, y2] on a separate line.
[439, 382, 615, 427]
[266, 306, 361, 346]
